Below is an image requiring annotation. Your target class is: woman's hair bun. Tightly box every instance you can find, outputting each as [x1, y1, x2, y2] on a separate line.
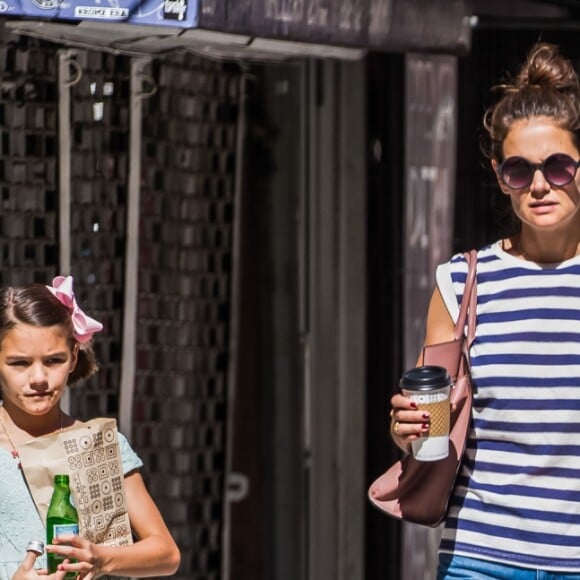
[483, 41, 580, 161]
[516, 42, 579, 93]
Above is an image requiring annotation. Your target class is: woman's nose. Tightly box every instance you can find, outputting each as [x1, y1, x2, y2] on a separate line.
[530, 168, 551, 196]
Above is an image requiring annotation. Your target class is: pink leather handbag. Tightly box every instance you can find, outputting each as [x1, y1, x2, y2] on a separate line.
[368, 250, 477, 527]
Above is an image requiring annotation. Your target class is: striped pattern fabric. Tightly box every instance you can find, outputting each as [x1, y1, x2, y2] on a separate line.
[436, 241, 580, 571]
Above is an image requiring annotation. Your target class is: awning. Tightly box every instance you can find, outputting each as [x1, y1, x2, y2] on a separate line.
[2, 0, 472, 61]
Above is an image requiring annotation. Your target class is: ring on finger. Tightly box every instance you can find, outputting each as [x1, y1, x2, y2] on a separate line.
[393, 420, 399, 435]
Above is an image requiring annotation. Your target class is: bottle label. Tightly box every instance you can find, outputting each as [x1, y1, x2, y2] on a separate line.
[52, 523, 79, 536]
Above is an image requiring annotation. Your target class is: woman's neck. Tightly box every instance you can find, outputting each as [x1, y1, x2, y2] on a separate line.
[506, 231, 580, 264]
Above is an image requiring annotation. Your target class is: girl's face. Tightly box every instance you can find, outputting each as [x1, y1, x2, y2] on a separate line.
[492, 117, 580, 232]
[0, 323, 77, 416]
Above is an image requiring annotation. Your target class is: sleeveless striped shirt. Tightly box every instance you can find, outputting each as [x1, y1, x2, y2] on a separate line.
[436, 241, 580, 571]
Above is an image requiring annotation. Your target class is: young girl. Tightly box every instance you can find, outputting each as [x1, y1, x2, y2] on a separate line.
[0, 276, 180, 579]
[390, 42, 580, 578]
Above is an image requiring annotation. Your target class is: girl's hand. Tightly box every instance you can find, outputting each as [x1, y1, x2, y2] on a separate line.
[12, 550, 66, 580]
[48, 471, 181, 579]
[389, 392, 430, 452]
[46, 535, 104, 580]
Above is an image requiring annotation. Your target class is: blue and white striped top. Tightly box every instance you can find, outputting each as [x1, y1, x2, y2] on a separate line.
[436, 240, 580, 571]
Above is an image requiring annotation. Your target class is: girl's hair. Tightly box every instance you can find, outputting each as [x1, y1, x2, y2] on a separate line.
[483, 42, 580, 160]
[0, 284, 98, 384]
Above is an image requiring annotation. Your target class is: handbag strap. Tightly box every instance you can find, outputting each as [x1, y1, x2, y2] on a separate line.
[453, 249, 477, 345]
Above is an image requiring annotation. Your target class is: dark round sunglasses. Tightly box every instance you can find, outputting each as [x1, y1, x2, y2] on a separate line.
[498, 153, 580, 190]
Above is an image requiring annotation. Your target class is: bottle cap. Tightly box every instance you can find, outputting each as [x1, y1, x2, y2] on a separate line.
[26, 540, 44, 555]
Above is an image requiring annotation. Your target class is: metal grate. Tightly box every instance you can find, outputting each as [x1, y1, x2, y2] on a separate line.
[68, 49, 131, 422]
[134, 53, 239, 580]
[0, 37, 59, 286]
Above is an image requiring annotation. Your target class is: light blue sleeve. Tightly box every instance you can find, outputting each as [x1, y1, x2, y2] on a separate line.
[117, 431, 144, 474]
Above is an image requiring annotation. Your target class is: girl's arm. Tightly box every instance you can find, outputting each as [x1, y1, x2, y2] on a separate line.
[11, 550, 66, 580]
[50, 471, 180, 578]
[96, 470, 181, 577]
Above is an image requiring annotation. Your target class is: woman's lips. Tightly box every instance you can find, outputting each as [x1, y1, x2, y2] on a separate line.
[529, 201, 557, 213]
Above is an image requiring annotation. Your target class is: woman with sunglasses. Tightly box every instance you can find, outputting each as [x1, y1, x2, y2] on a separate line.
[390, 42, 580, 579]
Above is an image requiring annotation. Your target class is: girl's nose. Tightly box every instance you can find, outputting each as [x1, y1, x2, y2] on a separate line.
[29, 364, 48, 388]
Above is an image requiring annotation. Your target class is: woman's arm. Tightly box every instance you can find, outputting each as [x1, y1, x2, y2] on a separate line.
[389, 287, 455, 452]
[419, 286, 456, 361]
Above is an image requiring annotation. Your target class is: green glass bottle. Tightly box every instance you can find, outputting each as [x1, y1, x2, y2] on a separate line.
[46, 474, 79, 578]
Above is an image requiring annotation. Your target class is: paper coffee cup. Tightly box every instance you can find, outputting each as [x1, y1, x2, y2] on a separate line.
[399, 365, 451, 461]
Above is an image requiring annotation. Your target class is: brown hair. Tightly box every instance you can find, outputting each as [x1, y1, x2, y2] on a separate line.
[483, 42, 580, 161]
[0, 284, 98, 384]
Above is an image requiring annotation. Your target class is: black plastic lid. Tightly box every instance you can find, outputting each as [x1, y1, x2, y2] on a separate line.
[399, 365, 451, 392]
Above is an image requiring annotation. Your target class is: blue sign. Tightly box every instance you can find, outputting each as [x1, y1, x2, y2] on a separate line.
[0, 0, 198, 28]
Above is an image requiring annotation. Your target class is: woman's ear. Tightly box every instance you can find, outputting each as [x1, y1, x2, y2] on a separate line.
[491, 159, 510, 195]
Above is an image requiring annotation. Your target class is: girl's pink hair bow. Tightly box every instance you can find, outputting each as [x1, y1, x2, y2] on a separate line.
[46, 275, 104, 343]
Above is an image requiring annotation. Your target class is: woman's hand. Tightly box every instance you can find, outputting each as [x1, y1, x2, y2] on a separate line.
[389, 286, 456, 453]
[46, 535, 104, 580]
[389, 392, 430, 453]
[11, 550, 66, 580]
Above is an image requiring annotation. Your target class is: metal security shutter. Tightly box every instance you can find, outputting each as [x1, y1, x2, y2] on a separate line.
[67, 49, 131, 420]
[133, 53, 240, 580]
[0, 36, 59, 285]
